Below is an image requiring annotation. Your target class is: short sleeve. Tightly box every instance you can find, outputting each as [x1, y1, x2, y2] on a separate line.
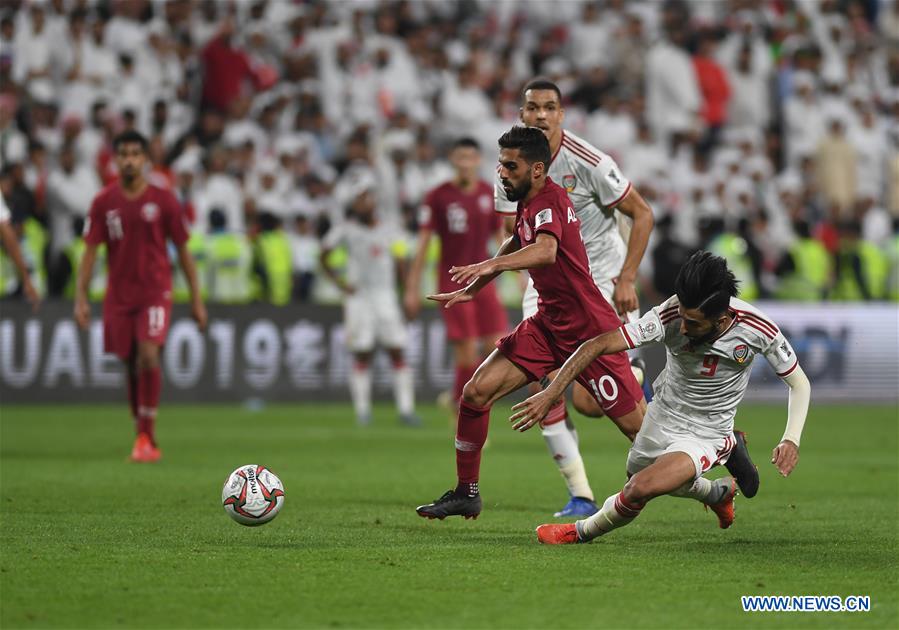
[532, 204, 563, 242]
[321, 223, 346, 250]
[763, 331, 799, 378]
[418, 190, 436, 231]
[494, 168, 517, 215]
[587, 156, 632, 208]
[84, 194, 108, 245]
[164, 193, 189, 246]
[620, 305, 667, 349]
[0, 192, 9, 224]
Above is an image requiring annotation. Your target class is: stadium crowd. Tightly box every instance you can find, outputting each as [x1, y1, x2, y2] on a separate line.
[1, 0, 898, 307]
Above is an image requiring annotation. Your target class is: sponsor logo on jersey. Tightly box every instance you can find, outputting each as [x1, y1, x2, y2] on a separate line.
[535, 208, 552, 227]
[141, 203, 160, 222]
[607, 169, 621, 185]
[777, 340, 793, 362]
[522, 220, 532, 242]
[562, 174, 576, 192]
[733, 344, 749, 363]
[639, 321, 657, 338]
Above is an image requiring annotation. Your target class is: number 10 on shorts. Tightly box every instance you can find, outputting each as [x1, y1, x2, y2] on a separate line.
[588, 376, 619, 404]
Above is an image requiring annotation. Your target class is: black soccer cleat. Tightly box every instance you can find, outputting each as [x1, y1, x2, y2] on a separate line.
[416, 489, 482, 520]
[725, 430, 759, 498]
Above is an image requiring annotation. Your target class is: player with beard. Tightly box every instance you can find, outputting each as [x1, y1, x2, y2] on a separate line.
[508, 252, 810, 544]
[75, 130, 207, 462]
[496, 79, 759, 517]
[415, 126, 645, 521]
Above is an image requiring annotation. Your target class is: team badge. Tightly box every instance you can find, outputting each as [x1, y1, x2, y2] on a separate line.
[141, 203, 160, 222]
[733, 344, 749, 364]
[562, 174, 576, 192]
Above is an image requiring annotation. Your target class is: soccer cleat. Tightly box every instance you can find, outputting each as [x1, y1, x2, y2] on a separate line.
[399, 412, 423, 427]
[356, 412, 372, 427]
[536, 523, 581, 544]
[554, 496, 599, 518]
[416, 489, 482, 520]
[706, 476, 736, 529]
[130, 433, 161, 463]
[725, 430, 759, 498]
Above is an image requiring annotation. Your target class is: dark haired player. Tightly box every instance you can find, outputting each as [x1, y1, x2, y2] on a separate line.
[75, 131, 207, 463]
[405, 137, 509, 406]
[511, 252, 811, 544]
[415, 126, 645, 520]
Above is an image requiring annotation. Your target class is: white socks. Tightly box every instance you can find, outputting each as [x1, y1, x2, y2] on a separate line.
[577, 491, 644, 541]
[542, 418, 594, 501]
[349, 365, 372, 420]
[393, 365, 414, 416]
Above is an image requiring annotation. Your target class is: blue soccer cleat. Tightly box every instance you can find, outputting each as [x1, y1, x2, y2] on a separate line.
[554, 496, 599, 518]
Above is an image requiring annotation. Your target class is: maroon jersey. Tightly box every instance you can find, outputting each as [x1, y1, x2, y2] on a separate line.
[514, 177, 620, 347]
[420, 181, 501, 293]
[85, 183, 189, 308]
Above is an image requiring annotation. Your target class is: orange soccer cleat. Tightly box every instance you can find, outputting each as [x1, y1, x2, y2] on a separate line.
[707, 477, 736, 529]
[536, 523, 581, 545]
[130, 433, 161, 463]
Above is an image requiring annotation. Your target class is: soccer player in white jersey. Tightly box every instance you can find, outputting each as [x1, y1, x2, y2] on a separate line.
[320, 172, 420, 427]
[495, 79, 657, 518]
[508, 252, 811, 544]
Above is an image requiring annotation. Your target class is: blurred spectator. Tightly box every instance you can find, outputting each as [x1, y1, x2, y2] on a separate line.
[288, 214, 319, 303]
[45, 142, 100, 257]
[206, 208, 251, 304]
[650, 214, 694, 299]
[815, 116, 857, 218]
[692, 31, 730, 158]
[775, 219, 832, 301]
[832, 220, 888, 300]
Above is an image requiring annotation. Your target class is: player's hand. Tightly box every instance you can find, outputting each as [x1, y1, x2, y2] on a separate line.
[771, 440, 799, 477]
[509, 390, 556, 432]
[427, 288, 473, 309]
[22, 278, 40, 313]
[191, 299, 208, 332]
[612, 276, 639, 316]
[449, 260, 496, 286]
[74, 296, 90, 330]
[403, 291, 420, 320]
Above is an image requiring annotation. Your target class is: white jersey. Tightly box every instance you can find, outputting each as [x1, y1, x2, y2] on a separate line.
[322, 220, 404, 295]
[620, 296, 799, 440]
[495, 129, 632, 286]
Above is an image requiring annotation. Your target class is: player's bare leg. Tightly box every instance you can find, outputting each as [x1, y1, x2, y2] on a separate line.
[537, 452, 735, 544]
[387, 348, 420, 427]
[130, 341, 162, 463]
[416, 349, 529, 520]
[349, 351, 374, 426]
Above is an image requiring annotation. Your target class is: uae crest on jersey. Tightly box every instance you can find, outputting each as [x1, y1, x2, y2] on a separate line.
[563, 174, 576, 192]
[733, 344, 749, 364]
[141, 202, 160, 222]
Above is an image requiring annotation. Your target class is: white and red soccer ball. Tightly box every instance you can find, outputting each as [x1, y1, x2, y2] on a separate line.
[222, 464, 285, 526]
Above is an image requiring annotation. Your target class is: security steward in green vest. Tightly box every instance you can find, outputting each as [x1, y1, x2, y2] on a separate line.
[775, 219, 832, 301]
[832, 220, 889, 301]
[206, 208, 252, 304]
[253, 211, 292, 305]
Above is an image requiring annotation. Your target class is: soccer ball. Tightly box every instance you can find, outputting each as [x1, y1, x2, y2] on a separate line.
[222, 464, 285, 526]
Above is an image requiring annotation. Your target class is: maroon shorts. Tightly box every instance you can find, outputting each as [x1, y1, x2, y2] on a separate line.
[442, 285, 509, 342]
[103, 299, 172, 360]
[496, 315, 642, 419]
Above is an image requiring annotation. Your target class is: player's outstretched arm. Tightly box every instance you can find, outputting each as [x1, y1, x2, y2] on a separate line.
[176, 242, 208, 331]
[403, 227, 432, 319]
[73, 242, 99, 329]
[318, 247, 354, 295]
[612, 188, 654, 316]
[509, 328, 629, 431]
[428, 232, 522, 307]
[0, 221, 40, 311]
[449, 232, 553, 286]
[772, 364, 810, 477]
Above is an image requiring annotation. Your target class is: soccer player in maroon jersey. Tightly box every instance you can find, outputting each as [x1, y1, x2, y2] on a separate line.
[74, 131, 207, 463]
[416, 126, 645, 520]
[404, 137, 509, 405]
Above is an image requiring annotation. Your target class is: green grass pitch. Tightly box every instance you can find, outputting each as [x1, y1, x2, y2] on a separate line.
[0, 402, 896, 629]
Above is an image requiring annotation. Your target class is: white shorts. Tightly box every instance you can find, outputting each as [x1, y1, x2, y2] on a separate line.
[626, 401, 736, 480]
[344, 292, 407, 353]
[521, 275, 638, 323]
